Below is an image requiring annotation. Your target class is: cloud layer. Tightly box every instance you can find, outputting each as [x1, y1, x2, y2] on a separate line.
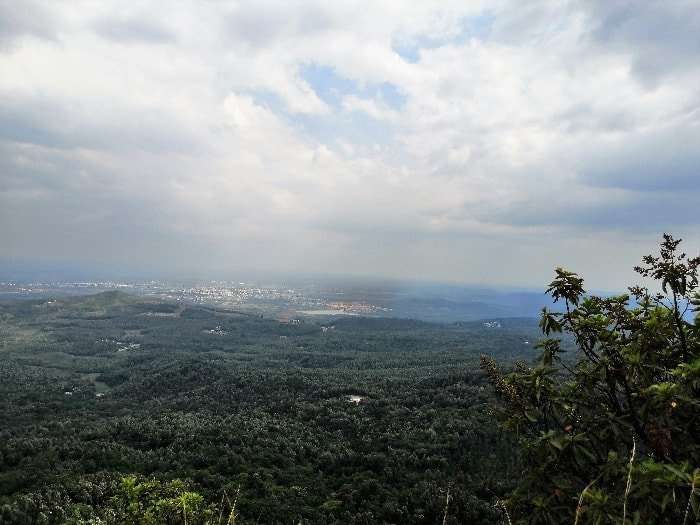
[1, 0, 699, 288]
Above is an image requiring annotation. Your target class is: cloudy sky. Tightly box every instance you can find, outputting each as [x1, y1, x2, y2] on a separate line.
[1, 0, 699, 289]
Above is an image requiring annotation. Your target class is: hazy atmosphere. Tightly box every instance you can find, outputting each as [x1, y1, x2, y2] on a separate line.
[3, 3, 700, 524]
[2, 1, 699, 288]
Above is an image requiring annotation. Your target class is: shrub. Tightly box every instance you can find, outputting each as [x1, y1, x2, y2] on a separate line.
[483, 234, 700, 524]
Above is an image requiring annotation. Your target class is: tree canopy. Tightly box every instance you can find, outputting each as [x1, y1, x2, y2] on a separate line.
[483, 234, 700, 524]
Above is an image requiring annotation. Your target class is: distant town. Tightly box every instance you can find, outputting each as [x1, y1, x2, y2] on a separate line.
[0, 280, 392, 320]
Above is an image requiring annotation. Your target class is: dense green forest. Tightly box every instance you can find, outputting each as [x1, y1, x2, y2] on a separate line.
[4, 236, 696, 524]
[0, 291, 542, 524]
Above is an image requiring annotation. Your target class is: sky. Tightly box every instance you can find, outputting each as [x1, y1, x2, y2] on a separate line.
[1, 0, 699, 289]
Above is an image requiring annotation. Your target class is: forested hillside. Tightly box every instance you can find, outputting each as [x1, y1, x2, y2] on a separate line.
[2, 237, 698, 524]
[0, 293, 541, 524]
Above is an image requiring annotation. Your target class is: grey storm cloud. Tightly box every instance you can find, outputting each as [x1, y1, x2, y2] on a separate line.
[92, 16, 176, 44]
[0, 0, 56, 50]
[223, 1, 341, 47]
[579, 126, 700, 192]
[477, 189, 700, 233]
[553, 103, 640, 135]
[585, 0, 700, 86]
[0, 93, 202, 154]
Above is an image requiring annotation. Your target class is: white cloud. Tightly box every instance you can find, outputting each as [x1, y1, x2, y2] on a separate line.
[341, 95, 399, 121]
[1, 0, 699, 288]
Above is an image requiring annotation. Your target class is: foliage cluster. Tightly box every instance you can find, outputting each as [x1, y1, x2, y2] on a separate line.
[0, 295, 540, 523]
[483, 235, 700, 524]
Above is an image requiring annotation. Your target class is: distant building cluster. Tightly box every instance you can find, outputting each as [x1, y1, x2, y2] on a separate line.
[327, 301, 391, 314]
[0, 279, 395, 322]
